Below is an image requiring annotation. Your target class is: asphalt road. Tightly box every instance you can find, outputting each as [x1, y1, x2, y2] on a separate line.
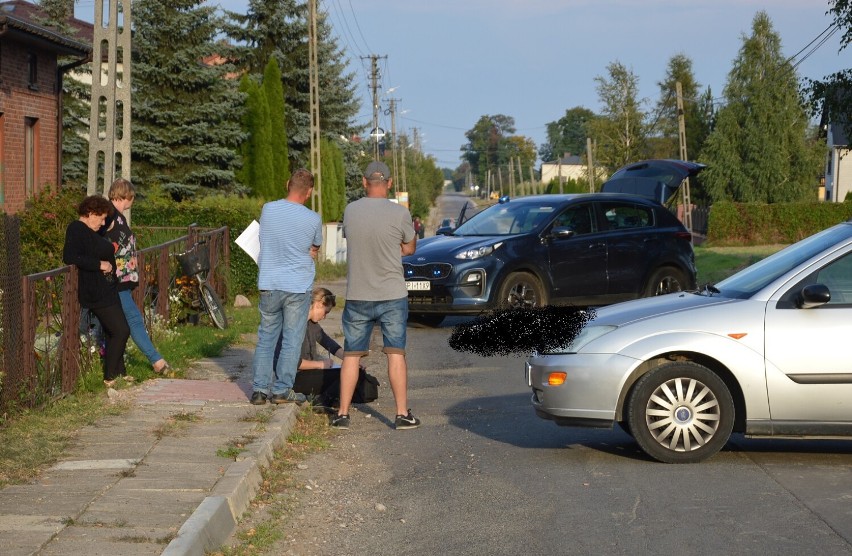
[275, 322, 852, 556]
[261, 193, 852, 555]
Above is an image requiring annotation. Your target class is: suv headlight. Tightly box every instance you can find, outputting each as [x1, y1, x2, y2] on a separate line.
[455, 242, 503, 260]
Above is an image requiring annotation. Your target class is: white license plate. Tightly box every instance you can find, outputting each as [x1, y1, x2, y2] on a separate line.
[406, 281, 431, 291]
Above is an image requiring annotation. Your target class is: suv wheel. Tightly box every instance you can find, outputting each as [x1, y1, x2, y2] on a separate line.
[644, 267, 688, 297]
[497, 272, 546, 309]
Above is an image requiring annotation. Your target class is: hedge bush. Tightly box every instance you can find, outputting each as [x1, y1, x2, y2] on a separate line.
[133, 189, 264, 296]
[706, 201, 852, 245]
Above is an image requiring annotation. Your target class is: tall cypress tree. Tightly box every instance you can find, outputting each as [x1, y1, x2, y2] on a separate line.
[222, 1, 360, 171]
[700, 12, 823, 203]
[238, 75, 275, 198]
[262, 58, 289, 188]
[131, 0, 245, 199]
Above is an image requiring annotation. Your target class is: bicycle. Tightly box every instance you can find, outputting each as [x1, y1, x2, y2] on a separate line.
[175, 240, 229, 329]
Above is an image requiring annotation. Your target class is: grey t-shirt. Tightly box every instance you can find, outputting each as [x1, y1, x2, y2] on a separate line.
[343, 197, 415, 301]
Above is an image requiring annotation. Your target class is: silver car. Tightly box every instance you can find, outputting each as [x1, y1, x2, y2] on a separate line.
[526, 220, 852, 463]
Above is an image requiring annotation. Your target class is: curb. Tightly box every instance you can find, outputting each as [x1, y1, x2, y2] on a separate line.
[161, 404, 299, 556]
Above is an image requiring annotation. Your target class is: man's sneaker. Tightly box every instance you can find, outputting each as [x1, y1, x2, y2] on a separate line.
[270, 389, 307, 405]
[395, 410, 421, 430]
[330, 414, 350, 429]
[250, 391, 267, 405]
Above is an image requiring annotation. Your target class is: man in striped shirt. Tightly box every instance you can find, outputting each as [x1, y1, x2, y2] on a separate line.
[250, 168, 323, 405]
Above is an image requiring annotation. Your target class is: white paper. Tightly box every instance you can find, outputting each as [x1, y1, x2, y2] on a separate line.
[235, 220, 260, 264]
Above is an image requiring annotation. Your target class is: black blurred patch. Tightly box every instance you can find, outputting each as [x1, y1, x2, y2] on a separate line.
[448, 305, 596, 357]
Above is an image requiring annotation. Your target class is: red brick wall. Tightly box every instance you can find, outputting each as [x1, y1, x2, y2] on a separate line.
[0, 40, 60, 214]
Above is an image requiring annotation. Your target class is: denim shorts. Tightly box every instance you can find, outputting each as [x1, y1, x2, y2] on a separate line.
[342, 297, 408, 356]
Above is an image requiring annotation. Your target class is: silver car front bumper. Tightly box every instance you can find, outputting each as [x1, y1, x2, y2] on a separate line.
[526, 353, 640, 427]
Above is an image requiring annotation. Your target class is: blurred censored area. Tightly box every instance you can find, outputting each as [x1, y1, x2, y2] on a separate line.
[448, 305, 596, 357]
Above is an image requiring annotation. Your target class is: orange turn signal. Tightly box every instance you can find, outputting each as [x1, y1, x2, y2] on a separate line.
[548, 372, 567, 386]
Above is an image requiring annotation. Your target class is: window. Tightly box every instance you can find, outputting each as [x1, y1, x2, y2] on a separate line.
[601, 202, 652, 230]
[25, 118, 38, 197]
[27, 52, 37, 89]
[554, 205, 593, 235]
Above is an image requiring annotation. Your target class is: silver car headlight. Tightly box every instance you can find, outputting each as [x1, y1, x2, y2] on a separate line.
[562, 324, 617, 353]
[455, 242, 503, 260]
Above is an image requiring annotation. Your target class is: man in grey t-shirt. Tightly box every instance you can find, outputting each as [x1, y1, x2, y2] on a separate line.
[332, 161, 420, 430]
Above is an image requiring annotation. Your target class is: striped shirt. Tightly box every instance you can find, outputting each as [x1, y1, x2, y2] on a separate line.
[257, 199, 323, 293]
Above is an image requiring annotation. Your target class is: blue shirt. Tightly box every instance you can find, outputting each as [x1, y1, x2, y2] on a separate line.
[257, 199, 323, 293]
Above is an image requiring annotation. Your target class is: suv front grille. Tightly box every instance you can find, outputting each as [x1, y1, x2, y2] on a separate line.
[403, 262, 453, 280]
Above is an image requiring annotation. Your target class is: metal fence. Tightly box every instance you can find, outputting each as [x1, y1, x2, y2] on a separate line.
[0, 219, 230, 416]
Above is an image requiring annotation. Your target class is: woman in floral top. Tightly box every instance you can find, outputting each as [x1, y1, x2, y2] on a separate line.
[103, 178, 170, 374]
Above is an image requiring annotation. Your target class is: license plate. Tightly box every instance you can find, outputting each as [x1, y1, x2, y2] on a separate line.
[406, 280, 430, 291]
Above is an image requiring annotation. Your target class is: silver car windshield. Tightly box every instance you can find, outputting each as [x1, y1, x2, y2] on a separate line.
[715, 223, 852, 298]
[453, 202, 557, 236]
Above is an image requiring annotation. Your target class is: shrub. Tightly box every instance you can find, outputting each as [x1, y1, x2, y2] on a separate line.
[706, 201, 852, 245]
[18, 185, 86, 275]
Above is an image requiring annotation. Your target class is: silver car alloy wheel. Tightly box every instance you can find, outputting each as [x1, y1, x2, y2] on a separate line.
[644, 376, 721, 453]
[507, 281, 538, 308]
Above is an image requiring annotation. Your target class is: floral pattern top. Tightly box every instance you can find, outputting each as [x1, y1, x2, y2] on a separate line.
[102, 204, 139, 291]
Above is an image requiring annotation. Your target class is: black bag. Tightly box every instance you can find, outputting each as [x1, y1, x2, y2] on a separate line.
[293, 368, 379, 403]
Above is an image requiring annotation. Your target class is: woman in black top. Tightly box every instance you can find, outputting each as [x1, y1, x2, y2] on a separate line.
[63, 195, 130, 386]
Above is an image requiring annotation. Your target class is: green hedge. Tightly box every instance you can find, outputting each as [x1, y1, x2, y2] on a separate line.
[706, 201, 852, 245]
[133, 192, 264, 296]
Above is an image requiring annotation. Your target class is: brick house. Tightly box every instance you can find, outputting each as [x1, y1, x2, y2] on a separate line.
[0, 0, 90, 214]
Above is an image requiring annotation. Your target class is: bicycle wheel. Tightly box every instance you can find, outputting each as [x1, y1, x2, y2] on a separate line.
[198, 282, 228, 329]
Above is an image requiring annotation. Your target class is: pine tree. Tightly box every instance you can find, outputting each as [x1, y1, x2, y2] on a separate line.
[262, 58, 289, 188]
[700, 12, 824, 203]
[588, 61, 647, 173]
[131, 0, 245, 199]
[652, 55, 710, 161]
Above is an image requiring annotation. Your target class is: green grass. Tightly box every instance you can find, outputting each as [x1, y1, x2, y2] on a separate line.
[694, 244, 787, 286]
[315, 259, 347, 282]
[212, 405, 332, 556]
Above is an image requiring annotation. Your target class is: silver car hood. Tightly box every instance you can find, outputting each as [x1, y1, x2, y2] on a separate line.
[589, 292, 739, 328]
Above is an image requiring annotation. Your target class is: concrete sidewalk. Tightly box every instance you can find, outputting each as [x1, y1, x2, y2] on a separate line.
[0, 280, 349, 556]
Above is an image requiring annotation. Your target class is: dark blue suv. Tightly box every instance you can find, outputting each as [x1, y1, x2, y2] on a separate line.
[403, 160, 702, 326]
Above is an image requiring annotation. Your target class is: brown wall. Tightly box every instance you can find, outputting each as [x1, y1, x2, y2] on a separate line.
[0, 39, 60, 214]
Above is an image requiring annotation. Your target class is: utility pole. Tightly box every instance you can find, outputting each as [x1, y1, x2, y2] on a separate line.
[308, 0, 322, 217]
[386, 98, 400, 194]
[88, 0, 132, 199]
[509, 157, 515, 198]
[516, 157, 524, 195]
[362, 54, 386, 161]
[412, 127, 421, 163]
[676, 81, 692, 236]
[399, 131, 408, 192]
[557, 155, 563, 194]
[586, 137, 595, 193]
[529, 166, 536, 195]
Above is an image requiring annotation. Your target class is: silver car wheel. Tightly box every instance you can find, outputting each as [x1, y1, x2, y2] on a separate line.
[627, 362, 734, 463]
[645, 376, 720, 452]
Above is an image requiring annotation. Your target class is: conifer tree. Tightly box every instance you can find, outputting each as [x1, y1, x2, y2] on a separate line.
[700, 12, 823, 203]
[131, 0, 245, 199]
[222, 1, 360, 170]
[652, 55, 710, 160]
[238, 75, 275, 198]
[262, 58, 289, 188]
